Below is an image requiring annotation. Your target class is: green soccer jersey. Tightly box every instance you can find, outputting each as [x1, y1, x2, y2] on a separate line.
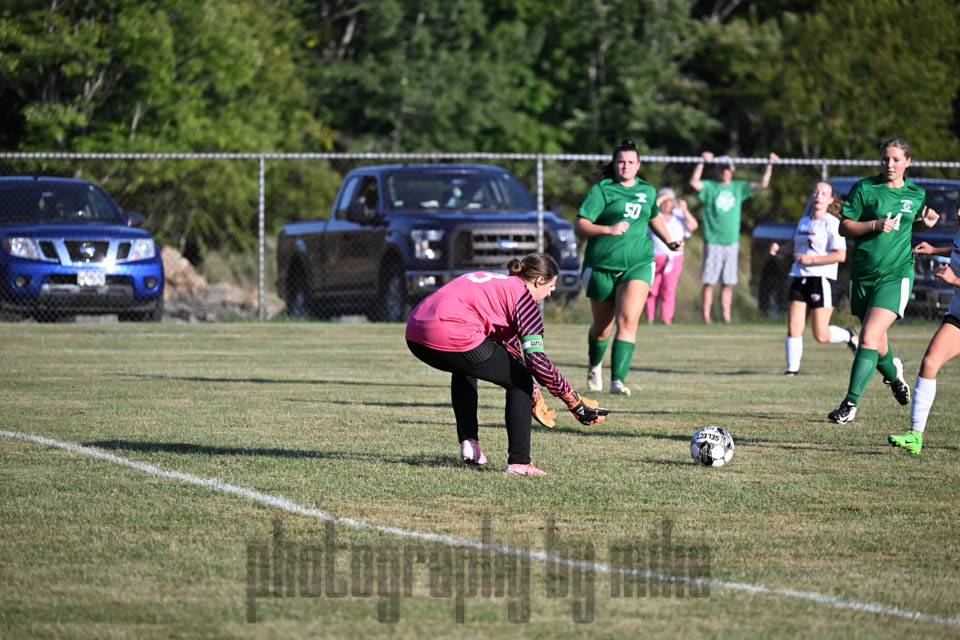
[841, 175, 926, 284]
[578, 177, 659, 271]
[697, 180, 753, 244]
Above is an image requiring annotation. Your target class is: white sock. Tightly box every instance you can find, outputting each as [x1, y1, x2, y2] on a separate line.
[827, 325, 852, 344]
[785, 336, 802, 372]
[910, 377, 936, 433]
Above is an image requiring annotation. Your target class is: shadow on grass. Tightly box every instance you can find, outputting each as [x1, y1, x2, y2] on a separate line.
[83, 439, 465, 469]
[116, 372, 448, 389]
[551, 362, 770, 376]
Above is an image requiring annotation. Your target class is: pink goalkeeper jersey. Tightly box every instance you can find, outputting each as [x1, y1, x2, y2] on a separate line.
[405, 272, 572, 398]
[406, 272, 529, 351]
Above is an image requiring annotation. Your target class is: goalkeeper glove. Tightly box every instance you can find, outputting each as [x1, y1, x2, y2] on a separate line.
[561, 390, 609, 425]
[531, 385, 556, 428]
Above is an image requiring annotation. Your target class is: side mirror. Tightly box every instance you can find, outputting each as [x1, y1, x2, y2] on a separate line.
[347, 201, 379, 225]
[125, 211, 144, 227]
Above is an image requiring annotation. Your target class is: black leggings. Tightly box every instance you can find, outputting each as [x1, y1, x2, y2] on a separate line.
[407, 339, 534, 464]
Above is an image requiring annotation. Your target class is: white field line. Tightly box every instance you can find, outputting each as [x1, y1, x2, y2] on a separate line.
[4, 429, 959, 629]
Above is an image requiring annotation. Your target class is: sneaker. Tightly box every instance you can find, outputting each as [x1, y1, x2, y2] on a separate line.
[846, 326, 859, 354]
[888, 430, 923, 454]
[827, 398, 858, 424]
[883, 357, 910, 406]
[460, 439, 487, 466]
[587, 364, 603, 392]
[609, 379, 631, 396]
[505, 463, 547, 476]
[783, 370, 799, 376]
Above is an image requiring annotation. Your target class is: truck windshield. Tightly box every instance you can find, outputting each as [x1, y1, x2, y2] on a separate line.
[0, 181, 126, 224]
[384, 169, 536, 212]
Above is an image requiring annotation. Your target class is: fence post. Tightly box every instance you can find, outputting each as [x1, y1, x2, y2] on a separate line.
[258, 155, 265, 322]
[536, 154, 544, 253]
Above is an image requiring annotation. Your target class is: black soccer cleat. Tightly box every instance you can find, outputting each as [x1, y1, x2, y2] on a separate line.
[883, 357, 911, 406]
[828, 398, 858, 424]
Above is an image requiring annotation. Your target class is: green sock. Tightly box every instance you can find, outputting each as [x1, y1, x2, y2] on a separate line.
[847, 347, 878, 403]
[875, 348, 897, 381]
[588, 335, 611, 367]
[611, 339, 635, 383]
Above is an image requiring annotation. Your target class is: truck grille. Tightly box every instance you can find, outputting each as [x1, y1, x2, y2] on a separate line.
[65, 240, 110, 263]
[452, 227, 555, 269]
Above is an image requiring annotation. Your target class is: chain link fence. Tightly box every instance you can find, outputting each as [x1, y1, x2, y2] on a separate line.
[0, 152, 957, 324]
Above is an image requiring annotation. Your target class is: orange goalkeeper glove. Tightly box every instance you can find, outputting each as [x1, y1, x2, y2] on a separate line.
[561, 390, 609, 425]
[531, 385, 556, 428]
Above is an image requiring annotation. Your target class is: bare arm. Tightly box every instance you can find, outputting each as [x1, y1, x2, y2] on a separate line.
[794, 248, 846, 267]
[649, 214, 683, 251]
[689, 151, 712, 192]
[935, 264, 960, 288]
[839, 217, 896, 238]
[678, 199, 698, 232]
[769, 240, 794, 256]
[913, 206, 940, 229]
[575, 216, 629, 239]
[749, 152, 779, 191]
[914, 241, 953, 257]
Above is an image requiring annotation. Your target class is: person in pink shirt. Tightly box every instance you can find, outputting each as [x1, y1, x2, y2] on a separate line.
[406, 253, 608, 476]
[646, 187, 698, 324]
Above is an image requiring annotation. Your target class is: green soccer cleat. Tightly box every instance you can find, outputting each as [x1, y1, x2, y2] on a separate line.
[888, 430, 923, 454]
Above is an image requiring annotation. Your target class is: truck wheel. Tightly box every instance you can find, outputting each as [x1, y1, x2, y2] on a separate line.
[285, 272, 310, 319]
[120, 298, 164, 322]
[376, 266, 409, 322]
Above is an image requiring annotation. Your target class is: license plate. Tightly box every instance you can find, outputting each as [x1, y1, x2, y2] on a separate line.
[77, 270, 106, 287]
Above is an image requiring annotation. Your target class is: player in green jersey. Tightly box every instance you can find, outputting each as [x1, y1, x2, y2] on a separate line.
[576, 139, 683, 396]
[828, 138, 941, 424]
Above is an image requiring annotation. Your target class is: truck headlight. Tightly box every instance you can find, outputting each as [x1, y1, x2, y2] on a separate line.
[411, 229, 444, 261]
[2, 237, 40, 259]
[556, 228, 578, 261]
[129, 238, 156, 261]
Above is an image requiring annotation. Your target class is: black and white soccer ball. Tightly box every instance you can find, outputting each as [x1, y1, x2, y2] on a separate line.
[690, 426, 735, 468]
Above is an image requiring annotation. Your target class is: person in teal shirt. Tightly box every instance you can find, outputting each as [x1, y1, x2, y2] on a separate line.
[689, 150, 779, 323]
[576, 139, 683, 397]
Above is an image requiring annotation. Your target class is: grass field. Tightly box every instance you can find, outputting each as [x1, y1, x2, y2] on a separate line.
[1, 321, 958, 639]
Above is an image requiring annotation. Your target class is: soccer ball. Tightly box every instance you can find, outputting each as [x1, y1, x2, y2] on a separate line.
[690, 426, 735, 468]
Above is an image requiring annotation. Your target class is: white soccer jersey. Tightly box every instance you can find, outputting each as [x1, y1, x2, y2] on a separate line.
[788, 214, 846, 279]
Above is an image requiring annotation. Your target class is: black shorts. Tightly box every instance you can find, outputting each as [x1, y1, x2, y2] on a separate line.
[943, 313, 960, 330]
[788, 276, 837, 309]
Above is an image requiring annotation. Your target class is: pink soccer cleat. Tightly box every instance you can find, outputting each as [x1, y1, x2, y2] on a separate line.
[505, 463, 547, 476]
[460, 439, 487, 466]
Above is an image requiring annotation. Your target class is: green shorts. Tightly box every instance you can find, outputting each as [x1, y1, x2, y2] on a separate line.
[582, 262, 655, 303]
[849, 275, 913, 321]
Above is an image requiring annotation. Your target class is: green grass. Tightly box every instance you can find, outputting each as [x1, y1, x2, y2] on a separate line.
[1, 321, 958, 638]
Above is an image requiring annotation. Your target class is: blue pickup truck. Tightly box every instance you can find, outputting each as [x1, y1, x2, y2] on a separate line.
[276, 164, 581, 321]
[0, 176, 164, 321]
[751, 176, 960, 318]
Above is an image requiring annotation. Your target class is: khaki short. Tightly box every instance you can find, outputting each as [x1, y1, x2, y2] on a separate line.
[701, 243, 739, 286]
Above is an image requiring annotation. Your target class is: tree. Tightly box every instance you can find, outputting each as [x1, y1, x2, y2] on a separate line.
[753, 0, 960, 162]
[0, 0, 336, 258]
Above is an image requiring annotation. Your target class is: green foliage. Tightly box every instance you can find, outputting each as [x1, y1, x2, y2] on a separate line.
[3, 0, 960, 262]
[0, 0, 340, 259]
[723, 0, 960, 161]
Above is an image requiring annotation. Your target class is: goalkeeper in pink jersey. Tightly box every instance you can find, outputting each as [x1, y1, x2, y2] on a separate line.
[406, 253, 608, 476]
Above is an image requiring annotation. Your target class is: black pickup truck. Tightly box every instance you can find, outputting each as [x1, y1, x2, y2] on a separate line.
[751, 177, 960, 318]
[276, 164, 581, 321]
